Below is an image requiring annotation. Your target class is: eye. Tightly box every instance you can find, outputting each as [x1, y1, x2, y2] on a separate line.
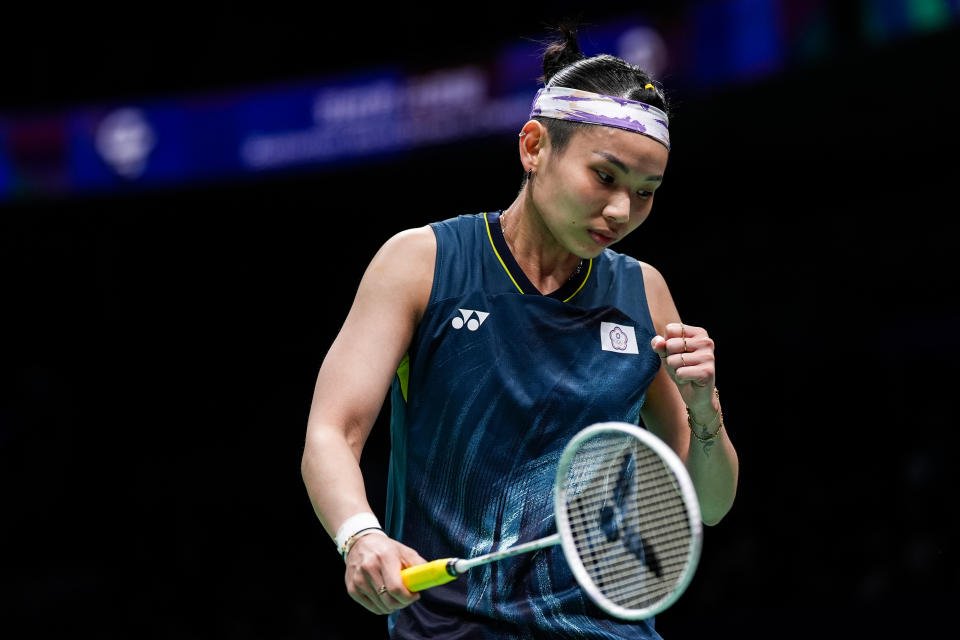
[636, 189, 654, 199]
[595, 170, 614, 184]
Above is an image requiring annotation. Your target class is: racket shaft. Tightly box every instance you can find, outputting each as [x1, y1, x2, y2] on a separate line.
[456, 533, 561, 572]
[400, 533, 562, 592]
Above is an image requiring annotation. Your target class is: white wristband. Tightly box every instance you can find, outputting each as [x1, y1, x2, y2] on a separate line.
[335, 512, 383, 555]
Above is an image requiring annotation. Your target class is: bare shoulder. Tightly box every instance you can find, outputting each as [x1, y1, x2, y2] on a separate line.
[371, 225, 436, 269]
[638, 260, 680, 335]
[639, 261, 668, 296]
[360, 225, 437, 323]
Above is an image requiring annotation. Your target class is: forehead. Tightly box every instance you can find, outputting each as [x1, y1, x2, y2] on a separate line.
[559, 124, 669, 173]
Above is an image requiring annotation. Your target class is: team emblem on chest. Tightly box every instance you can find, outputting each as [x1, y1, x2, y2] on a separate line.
[600, 321, 639, 355]
[610, 326, 629, 350]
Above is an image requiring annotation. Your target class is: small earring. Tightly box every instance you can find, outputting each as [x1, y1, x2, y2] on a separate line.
[519, 131, 527, 138]
[526, 169, 533, 181]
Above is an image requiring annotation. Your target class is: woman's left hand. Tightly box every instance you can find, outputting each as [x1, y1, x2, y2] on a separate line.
[651, 322, 717, 415]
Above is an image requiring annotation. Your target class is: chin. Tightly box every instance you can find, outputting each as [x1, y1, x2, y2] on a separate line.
[578, 245, 607, 259]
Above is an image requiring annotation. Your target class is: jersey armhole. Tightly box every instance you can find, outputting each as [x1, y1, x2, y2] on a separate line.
[635, 259, 660, 337]
[426, 222, 444, 307]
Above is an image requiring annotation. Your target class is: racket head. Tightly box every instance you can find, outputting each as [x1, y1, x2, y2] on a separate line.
[554, 422, 702, 620]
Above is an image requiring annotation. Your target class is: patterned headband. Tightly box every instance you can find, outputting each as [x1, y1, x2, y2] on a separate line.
[529, 86, 670, 150]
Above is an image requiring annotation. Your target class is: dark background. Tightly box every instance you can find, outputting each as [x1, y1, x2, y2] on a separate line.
[2, 3, 957, 638]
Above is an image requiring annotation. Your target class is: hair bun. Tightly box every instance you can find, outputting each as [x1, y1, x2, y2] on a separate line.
[541, 25, 584, 85]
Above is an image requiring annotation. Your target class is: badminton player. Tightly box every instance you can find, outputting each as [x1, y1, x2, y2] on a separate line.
[302, 27, 739, 639]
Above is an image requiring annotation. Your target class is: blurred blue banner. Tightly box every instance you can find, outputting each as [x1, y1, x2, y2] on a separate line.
[1, 1, 956, 202]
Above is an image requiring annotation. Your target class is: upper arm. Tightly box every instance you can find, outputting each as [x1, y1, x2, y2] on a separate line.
[638, 261, 689, 458]
[306, 226, 436, 457]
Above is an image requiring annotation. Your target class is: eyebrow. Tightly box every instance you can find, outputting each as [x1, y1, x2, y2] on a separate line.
[593, 151, 663, 181]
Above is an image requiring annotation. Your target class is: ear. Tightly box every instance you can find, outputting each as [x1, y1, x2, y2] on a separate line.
[518, 120, 547, 173]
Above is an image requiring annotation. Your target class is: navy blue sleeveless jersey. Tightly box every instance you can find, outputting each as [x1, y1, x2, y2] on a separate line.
[387, 212, 664, 639]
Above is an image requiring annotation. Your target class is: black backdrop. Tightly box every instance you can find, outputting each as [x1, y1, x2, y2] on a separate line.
[3, 5, 958, 639]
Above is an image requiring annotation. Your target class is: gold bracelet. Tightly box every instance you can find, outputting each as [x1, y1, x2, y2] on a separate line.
[341, 527, 386, 561]
[686, 387, 723, 442]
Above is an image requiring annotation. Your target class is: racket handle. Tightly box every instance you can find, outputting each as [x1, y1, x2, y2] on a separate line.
[401, 558, 459, 592]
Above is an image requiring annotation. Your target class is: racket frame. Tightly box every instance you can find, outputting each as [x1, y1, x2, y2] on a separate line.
[553, 421, 703, 621]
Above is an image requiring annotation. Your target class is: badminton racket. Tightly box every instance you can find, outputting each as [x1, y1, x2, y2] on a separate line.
[399, 422, 702, 620]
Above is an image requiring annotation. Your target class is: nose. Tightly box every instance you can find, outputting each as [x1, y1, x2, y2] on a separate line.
[603, 190, 631, 225]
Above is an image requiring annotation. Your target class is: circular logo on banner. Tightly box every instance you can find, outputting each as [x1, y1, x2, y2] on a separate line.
[95, 108, 156, 179]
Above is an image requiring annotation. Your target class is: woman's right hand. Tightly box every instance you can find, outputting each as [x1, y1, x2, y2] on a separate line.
[344, 534, 427, 615]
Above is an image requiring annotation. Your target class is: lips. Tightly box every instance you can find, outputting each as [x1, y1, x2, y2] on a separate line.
[589, 230, 617, 246]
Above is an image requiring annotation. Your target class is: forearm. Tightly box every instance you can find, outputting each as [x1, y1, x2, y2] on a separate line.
[685, 401, 739, 526]
[302, 424, 426, 615]
[301, 425, 375, 541]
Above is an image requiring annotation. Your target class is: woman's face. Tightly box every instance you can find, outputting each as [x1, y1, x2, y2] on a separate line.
[528, 123, 669, 259]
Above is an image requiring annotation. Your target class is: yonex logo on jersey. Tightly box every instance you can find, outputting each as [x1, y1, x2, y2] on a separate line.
[451, 308, 490, 331]
[600, 322, 639, 354]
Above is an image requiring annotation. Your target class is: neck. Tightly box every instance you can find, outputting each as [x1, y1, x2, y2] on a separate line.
[501, 189, 583, 294]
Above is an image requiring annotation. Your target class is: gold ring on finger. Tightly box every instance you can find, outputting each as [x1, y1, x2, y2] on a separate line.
[683, 338, 689, 352]
[680, 323, 685, 339]
[378, 585, 388, 595]
[680, 354, 687, 367]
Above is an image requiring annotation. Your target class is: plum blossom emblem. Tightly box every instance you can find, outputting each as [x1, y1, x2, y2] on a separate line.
[609, 326, 629, 351]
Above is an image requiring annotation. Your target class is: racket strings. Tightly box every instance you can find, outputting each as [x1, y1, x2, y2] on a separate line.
[563, 433, 694, 611]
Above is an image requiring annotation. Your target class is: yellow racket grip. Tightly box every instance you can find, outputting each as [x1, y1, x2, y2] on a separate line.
[401, 558, 458, 592]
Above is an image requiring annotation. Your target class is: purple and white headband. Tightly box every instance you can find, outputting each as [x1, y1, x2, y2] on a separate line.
[529, 86, 670, 150]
